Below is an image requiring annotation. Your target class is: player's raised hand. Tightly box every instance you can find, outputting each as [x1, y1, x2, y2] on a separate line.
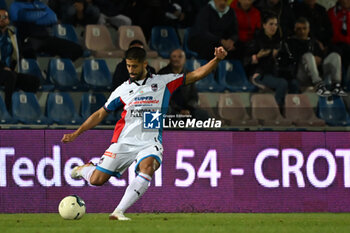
[214, 46, 227, 61]
[61, 132, 78, 143]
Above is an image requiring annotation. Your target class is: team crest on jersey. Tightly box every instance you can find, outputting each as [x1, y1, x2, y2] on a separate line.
[151, 83, 158, 92]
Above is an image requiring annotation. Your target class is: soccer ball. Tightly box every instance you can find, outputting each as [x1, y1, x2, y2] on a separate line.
[58, 195, 86, 220]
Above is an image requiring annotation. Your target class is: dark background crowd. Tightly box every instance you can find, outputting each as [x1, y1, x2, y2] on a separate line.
[1, 0, 350, 127]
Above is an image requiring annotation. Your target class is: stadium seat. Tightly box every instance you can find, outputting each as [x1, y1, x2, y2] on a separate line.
[19, 58, 54, 91]
[47, 58, 85, 91]
[217, 60, 257, 92]
[46, 92, 82, 125]
[116, 25, 158, 58]
[182, 27, 198, 59]
[285, 94, 325, 126]
[11, 91, 50, 124]
[251, 94, 292, 126]
[198, 93, 219, 119]
[0, 95, 16, 124]
[317, 96, 350, 126]
[185, 59, 225, 92]
[52, 24, 79, 44]
[343, 65, 350, 91]
[82, 59, 112, 90]
[147, 58, 169, 73]
[85, 24, 123, 58]
[150, 26, 181, 58]
[80, 93, 116, 125]
[218, 93, 258, 126]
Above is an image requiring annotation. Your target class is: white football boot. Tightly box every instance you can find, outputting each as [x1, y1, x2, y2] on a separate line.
[109, 210, 131, 221]
[70, 162, 95, 179]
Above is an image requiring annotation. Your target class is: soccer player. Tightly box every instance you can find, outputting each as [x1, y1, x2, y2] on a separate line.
[61, 46, 227, 220]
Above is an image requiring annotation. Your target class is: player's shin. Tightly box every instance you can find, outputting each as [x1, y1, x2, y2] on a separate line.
[113, 172, 152, 213]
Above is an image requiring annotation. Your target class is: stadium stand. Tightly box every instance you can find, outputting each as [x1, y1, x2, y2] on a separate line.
[198, 93, 220, 119]
[47, 58, 85, 91]
[85, 24, 123, 58]
[0, 0, 6, 10]
[147, 58, 169, 73]
[185, 59, 225, 92]
[116, 25, 158, 58]
[46, 92, 82, 125]
[182, 27, 198, 59]
[218, 93, 258, 126]
[0, 95, 16, 124]
[80, 93, 116, 125]
[217, 60, 257, 92]
[12, 91, 50, 124]
[19, 58, 54, 91]
[52, 24, 79, 44]
[317, 96, 350, 126]
[81, 59, 112, 91]
[150, 26, 181, 58]
[251, 94, 292, 126]
[285, 94, 325, 126]
[0, 0, 347, 131]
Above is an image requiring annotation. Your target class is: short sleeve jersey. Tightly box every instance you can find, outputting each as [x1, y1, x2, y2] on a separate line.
[104, 73, 185, 145]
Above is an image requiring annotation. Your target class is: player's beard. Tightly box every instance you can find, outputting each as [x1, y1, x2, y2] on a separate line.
[130, 69, 144, 81]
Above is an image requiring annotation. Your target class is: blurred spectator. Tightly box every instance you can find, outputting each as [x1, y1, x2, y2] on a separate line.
[182, 0, 210, 27]
[230, 0, 261, 60]
[188, 0, 239, 60]
[245, 13, 294, 108]
[92, 0, 132, 28]
[254, 0, 295, 38]
[125, 0, 167, 40]
[112, 40, 156, 89]
[158, 49, 209, 120]
[163, 0, 187, 28]
[287, 17, 346, 96]
[328, 0, 350, 69]
[10, 0, 83, 61]
[49, 0, 100, 26]
[291, 0, 333, 52]
[0, 9, 39, 111]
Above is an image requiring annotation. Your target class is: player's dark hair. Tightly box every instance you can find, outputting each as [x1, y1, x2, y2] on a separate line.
[125, 47, 146, 62]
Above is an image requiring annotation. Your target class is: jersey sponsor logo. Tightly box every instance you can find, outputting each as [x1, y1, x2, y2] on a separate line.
[131, 109, 158, 117]
[103, 151, 116, 159]
[143, 110, 162, 129]
[128, 96, 160, 107]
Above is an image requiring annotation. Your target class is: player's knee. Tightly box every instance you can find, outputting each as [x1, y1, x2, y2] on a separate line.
[139, 164, 155, 176]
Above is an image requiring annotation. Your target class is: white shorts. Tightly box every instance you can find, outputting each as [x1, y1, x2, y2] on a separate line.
[95, 142, 163, 178]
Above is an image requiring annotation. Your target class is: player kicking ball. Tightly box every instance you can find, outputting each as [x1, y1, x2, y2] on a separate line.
[61, 46, 227, 220]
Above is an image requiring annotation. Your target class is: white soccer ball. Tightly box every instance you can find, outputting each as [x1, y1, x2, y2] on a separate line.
[58, 195, 86, 220]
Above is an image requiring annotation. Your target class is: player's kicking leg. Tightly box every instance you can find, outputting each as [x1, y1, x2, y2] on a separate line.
[109, 156, 160, 221]
[71, 162, 111, 186]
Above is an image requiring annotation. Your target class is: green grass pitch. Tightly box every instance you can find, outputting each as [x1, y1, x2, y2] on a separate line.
[1, 213, 350, 233]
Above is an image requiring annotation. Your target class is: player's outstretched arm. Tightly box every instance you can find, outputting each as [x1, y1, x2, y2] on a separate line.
[61, 107, 109, 143]
[185, 46, 227, 85]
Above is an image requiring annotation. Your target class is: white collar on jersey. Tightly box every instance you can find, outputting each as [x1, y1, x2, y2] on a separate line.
[128, 72, 152, 86]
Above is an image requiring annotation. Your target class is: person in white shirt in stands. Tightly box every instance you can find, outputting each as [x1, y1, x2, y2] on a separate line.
[61, 46, 227, 221]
